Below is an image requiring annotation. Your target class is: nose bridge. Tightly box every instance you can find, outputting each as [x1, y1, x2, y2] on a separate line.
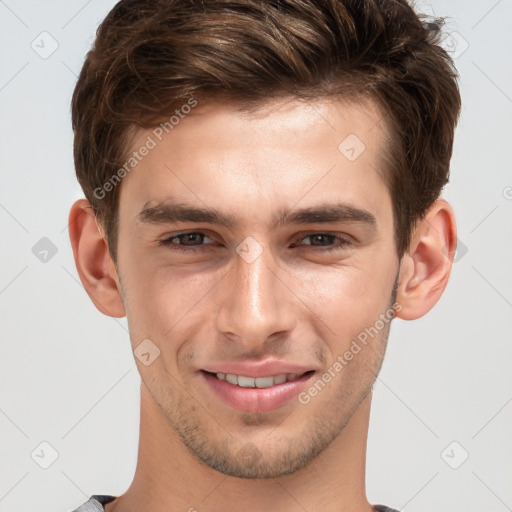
[215, 237, 295, 344]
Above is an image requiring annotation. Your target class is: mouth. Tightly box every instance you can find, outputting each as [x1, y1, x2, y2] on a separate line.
[200, 369, 316, 413]
[202, 370, 315, 388]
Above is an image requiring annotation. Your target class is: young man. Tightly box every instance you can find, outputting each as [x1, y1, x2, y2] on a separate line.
[67, 0, 461, 511]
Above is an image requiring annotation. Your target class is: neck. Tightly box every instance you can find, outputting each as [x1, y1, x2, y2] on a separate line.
[105, 383, 375, 512]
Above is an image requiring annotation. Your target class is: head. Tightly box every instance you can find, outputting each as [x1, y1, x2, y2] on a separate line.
[69, 0, 460, 479]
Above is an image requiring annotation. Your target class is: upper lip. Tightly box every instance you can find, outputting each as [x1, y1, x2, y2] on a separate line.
[201, 359, 315, 378]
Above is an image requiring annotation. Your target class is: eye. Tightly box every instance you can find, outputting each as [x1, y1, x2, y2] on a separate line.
[159, 231, 215, 252]
[159, 231, 352, 254]
[294, 233, 353, 252]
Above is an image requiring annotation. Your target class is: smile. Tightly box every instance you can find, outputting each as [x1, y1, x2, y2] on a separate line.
[212, 371, 311, 388]
[201, 370, 316, 413]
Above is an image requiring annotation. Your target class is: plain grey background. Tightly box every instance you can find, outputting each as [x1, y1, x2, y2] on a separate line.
[0, 1, 511, 511]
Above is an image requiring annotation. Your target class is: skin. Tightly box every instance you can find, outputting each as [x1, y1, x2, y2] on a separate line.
[69, 96, 457, 512]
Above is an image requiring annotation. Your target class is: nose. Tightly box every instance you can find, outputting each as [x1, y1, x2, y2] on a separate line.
[215, 240, 297, 348]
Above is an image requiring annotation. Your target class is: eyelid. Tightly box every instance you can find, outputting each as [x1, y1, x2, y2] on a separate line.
[158, 230, 354, 252]
[292, 232, 354, 252]
[294, 230, 355, 244]
[158, 230, 215, 247]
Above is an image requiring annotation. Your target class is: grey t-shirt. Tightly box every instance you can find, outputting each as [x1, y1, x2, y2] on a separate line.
[70, 495, 401, 512]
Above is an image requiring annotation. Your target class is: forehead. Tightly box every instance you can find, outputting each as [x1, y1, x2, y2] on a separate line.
[118, 96, 391, 227]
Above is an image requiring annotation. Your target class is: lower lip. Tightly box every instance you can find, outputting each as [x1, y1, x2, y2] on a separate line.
[201, 371, 314, 413]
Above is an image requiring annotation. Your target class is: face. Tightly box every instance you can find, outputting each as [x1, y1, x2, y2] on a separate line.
[114, 97, 400, 478]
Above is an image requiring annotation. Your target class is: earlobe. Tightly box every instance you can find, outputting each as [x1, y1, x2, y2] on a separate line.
[68, 198, 126, 318]
[395, 199, 457, 320]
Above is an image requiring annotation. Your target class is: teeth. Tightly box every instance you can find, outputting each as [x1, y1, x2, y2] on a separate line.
[215, 372, 306, 388]
[273, 374, 287, 385]
[237, 375, 255, 387]
[226, 373, 238, 385]
[255, 376, 274, 388]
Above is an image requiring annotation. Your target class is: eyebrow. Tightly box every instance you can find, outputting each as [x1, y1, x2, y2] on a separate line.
[137, 200, 377, 230]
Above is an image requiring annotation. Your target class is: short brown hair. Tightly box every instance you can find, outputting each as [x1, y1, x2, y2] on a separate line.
[71, 0, 461, 264]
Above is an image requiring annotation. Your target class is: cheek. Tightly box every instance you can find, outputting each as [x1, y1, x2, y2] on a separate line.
[124, 263, 219, 336]
[293, 265, 393, 342]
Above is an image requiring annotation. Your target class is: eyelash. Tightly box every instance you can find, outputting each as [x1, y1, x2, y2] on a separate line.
[158, 231, 353, 253]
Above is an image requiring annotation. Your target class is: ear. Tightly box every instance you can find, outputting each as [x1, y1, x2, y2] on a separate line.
[395, 199, 457, 320]
[68, 198, 126, 318]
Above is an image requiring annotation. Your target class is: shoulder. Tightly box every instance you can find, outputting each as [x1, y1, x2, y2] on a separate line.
[374, 505, 402, 512]
[69, 495, 117, 512]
